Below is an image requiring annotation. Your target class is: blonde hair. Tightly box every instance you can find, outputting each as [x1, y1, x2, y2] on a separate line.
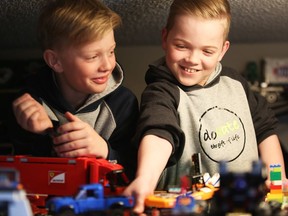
[166, 0, 231, 40]
[38, 0, 121, 50]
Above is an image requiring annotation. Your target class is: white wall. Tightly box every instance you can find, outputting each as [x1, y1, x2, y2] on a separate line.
[116, 46, 164, 100]
[1, 42, 288, 100]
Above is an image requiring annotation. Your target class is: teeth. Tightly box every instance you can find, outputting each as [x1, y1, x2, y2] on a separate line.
[184, 68, 197, 73]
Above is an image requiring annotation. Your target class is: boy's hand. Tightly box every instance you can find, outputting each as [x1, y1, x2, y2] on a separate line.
[123, 176, 155, 214]
[123, 135, 172, 215]
[12, 93, 53, 134]
[52, 112, 108, 158]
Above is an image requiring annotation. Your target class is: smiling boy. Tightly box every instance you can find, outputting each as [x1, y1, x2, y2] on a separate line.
[124, 0, 287, 213]
[9, 0, 139, 179]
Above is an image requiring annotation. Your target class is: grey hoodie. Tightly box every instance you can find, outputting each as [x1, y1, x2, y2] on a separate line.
[135, 57, 277, 190]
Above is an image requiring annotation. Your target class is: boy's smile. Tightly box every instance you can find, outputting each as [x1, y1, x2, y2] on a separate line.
[182, 67, 200, 74]
[162, 14, 230, 87]
[51, 30, 117, 108]
[91, 76, 109, 85]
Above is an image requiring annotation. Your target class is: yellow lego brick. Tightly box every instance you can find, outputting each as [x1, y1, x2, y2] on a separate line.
[266, 192, 283, 203]
[271, 167, 282, 172]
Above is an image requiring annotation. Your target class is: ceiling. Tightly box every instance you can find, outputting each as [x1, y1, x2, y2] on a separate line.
[0, 0, 288, 51]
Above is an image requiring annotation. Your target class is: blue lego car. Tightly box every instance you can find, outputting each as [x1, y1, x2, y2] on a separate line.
[46, 183, 134, 215]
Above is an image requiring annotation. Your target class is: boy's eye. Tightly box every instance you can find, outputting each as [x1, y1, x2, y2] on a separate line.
[109, 50, 115, 55]
[87, 55, 98, 60]
[176, 44, 186, 49]
[203, 50, 214, 55]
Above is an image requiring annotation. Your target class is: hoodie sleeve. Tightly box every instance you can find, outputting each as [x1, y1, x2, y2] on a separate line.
[236, 72, 279, 144]
[104, 86, 139, 180]
[134, 81, 185, 166]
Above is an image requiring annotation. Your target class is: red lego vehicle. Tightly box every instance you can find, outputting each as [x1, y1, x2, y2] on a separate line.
[0, 155, 130, 214]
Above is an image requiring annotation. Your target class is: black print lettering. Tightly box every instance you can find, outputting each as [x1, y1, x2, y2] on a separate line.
[217, 140, 225, 148]
[204, 129, 217, 141]
[211, 143, 217, 149]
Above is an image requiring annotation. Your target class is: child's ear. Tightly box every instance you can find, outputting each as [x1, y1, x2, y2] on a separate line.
[218, 40, 230, 62]
[43, 49, 63, 73]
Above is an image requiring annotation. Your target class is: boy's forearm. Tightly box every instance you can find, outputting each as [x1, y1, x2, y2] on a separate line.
[259, 134, 287, 179]
[136, 134, 172, 188]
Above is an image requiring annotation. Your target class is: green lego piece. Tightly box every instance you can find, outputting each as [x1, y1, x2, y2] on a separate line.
[270, 171, 281, 181]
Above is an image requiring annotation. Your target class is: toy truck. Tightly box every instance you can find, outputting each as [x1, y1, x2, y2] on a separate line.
[0, 155, 129, 210]
[46, 183, 134, 215]
[0, 168, 33, 216]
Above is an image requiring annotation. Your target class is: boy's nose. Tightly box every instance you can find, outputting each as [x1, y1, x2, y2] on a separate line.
[186, 51, 199, 64]
[99, 55, 114, 71]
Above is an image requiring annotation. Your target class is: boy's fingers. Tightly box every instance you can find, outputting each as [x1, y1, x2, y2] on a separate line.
[133, 194, 146, 214]
[12, 93, 30, 106]
[65, 111, 81, 122]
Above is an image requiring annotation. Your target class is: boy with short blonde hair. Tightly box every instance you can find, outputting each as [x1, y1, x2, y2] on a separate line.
[10, 0, 139, 180]
[166, 0, 231, 39]
[38, 0, 121, 50]
[124, 0, 286, 213]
